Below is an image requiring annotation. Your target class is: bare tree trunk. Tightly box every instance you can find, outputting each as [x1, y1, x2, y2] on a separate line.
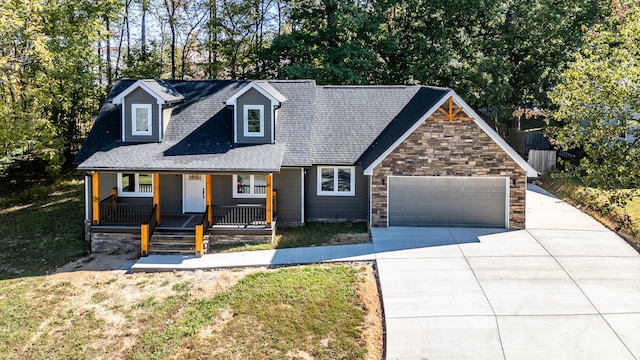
[181, 11, 208, 79]
[125, 0, 131, 59]
[164, 0, 178, 79]
[277, 0, 282, 35]
[105, 17, 112, 86]
[141, 0, 148, 53]
[114, 14, 127, 79]
[208, 0, 217, 78]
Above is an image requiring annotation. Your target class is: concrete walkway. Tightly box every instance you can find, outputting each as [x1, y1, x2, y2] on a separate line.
[131, 243, 375, 272]
[375, 184, 640, 360]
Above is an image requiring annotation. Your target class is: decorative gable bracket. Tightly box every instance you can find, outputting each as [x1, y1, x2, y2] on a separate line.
[427, 97, 474, 121]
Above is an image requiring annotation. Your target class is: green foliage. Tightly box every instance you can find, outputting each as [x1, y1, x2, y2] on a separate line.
[121, 48, 165, 79]
[0, 0, 114, 174]
[263, 0, 605, 117]
[549, 4, 640, 206]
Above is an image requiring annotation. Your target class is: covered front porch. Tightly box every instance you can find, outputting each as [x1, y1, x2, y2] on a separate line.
[87, 172, 278, 257]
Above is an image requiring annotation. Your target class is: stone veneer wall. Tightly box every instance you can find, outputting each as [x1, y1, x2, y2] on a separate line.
[91, 232, 140, 254]
[371, 120, 526, 228]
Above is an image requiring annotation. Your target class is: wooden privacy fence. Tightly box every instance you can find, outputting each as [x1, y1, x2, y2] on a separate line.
[528, 150, 556, 175]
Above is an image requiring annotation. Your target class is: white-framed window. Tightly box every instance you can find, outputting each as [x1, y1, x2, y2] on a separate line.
[233, 174, 267, 198]
[317, 166, 355, 196]
[132, 103, 152, 136]
[243, 105, 264, 137]
[117, 173, 153, 197]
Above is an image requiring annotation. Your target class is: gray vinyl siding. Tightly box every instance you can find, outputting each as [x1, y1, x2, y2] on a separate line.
[305, 166, 368, 222]
[160, 174, 182, 214]
[210, 175, 266, 205]
[274, 168, 303, 225]
[235, 88, 272, 144]
[99, 172, 117, 200]
[124, 87, 160, 143]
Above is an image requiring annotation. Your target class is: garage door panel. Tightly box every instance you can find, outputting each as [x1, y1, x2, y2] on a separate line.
[388, 177, 507, 228]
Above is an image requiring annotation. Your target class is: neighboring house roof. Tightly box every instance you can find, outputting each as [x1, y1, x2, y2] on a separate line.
[112, 79, 184, 104]
[75, 79, 537, 177]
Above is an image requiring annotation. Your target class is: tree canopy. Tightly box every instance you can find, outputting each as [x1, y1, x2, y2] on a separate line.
[549, 2, 639, 202]
[0, 0, 612, 174]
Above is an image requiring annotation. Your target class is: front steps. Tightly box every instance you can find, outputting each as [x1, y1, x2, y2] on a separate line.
[149, 230, 209, 254]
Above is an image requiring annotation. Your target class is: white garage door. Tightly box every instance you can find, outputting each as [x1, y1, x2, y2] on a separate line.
[388, 176, 508, 228]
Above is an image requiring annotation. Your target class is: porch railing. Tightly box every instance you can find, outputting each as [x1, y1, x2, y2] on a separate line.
[99, 196, 153, 225]
[140, 204, 158, 257]
[212, 205, 267, 227]
[236, 184, 266, 194]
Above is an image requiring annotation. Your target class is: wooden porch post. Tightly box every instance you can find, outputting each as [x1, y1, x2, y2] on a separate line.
[153, 173, 160, 224]
[141, 224, 149, 256]
[206, 174, 213, 226]
[91, 172, 100, 225]
[266, 173, 273, 227]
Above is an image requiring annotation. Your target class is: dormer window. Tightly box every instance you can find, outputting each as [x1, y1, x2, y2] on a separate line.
[111, 79, 184, 143]
[132, 104, 152, 135]
[225, 81, 287, 144]
[244, 105, 264, 137]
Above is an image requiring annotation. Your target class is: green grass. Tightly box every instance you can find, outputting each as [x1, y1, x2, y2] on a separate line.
[0, 178, 88, 279]
[143, 265, 367, 360]
[0, 265, 371, 359]
[540, 174, 640, 251]
[209, 222, 369, 253]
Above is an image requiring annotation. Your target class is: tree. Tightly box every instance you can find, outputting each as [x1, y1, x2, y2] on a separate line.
[264, 0, 383, 84]
[0, 1, 48, 162]
[549, 3, 639, 205]
[0, 0, 114, 174]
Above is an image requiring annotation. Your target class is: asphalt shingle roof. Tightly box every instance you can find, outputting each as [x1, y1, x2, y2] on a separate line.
[312, 85, 429, 165]
[140, 79, 185, 103]
[75, 80, 451, 172]
[356, 87, 450, 170]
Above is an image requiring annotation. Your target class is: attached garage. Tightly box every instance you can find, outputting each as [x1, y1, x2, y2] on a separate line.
[387, 176, 508, 228]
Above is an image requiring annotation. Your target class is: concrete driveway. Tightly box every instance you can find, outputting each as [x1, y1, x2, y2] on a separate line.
[373, 184, 640, 360]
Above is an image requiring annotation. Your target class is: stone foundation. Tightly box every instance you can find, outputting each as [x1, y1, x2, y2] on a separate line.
[91, 231, 140, 255]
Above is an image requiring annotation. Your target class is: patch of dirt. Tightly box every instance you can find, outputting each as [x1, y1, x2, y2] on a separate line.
[54, 252, 138, 274]
[357, 265, 384, 360]
[327, 232, 371, 245]
[285, 349, 314, 359]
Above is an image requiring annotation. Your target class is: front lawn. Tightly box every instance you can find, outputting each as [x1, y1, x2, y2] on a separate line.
[0, 173, 383, 359]
[539, 175, 640, 251]
[0, 178, 88, 279]
[0, 264, 382, 360]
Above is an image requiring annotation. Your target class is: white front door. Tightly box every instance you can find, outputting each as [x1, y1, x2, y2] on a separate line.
[183, 174, 206, 213]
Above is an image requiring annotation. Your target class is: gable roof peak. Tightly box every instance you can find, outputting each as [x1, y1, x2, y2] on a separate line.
[225, 80, 287, 106]
[111, 79, 184, 105]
